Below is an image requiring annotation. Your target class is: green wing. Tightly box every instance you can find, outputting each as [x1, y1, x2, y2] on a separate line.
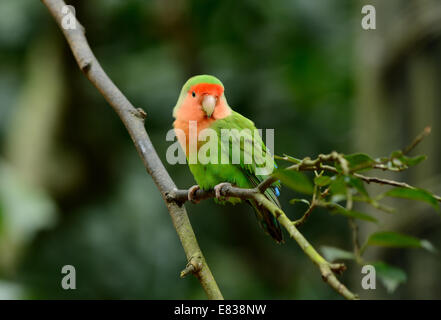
[187, 110, 283, 242]
[210, 111, 281, 205]
[209, 111, 283, 242]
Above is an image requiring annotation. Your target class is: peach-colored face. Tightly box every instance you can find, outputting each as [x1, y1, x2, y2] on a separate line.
[174, 83, 230, 122]
[173, 83, 231, 154]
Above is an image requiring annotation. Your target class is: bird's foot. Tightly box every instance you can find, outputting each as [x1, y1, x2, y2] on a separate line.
[188, 185, 201, 204]
[214, 182, 232, 200]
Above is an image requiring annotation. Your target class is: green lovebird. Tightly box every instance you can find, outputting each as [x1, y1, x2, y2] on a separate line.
[173, 75, 283, 243]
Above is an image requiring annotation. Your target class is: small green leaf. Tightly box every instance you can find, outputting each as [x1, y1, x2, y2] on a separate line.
[330, 194, 346, 203]
[373, 261, 407, 293]
[386, 151, 427, 170]
[420, 240, 438, 253]
[348, 177, 369, 197]
[274, 170, 313, 195]
[329, 176, 346, 195]
[331, 204, 377, 223]
[390, 150, 403, 159]
[367, 231, 436, 252]
[385, 187, 439, 211]
[344, 153, 375, 171]
[403, 155, 426, 167]
[274, 154, 301, 164]
[321, 246, 355, 262]
[314, 175, 332, 187]
[367, 231, 420, 248]
[367, 199, 396, 214]
[289, 198, 310, 206]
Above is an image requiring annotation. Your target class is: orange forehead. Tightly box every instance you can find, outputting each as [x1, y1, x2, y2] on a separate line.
[189, 83, 224, 96]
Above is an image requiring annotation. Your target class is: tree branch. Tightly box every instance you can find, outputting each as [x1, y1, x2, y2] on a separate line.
[168, 185, 358, 300]
[41, 0, 223, 300]
[353, 173, 441, 203]
[402, 126, 431, 155]
[293, 185, 318, 227]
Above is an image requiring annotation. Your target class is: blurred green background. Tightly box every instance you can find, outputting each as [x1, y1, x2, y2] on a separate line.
[0, 0, 440, 299]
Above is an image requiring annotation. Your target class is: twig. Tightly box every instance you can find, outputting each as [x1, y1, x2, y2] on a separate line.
[293, 185, 318, 227]
[169, 185, 359, 300]
[261, 152, 348, 193]
[293, 201, 316, 227]
[180, 255, 203, 278]
[403, 126, 432, 155]
[274, 150, 441, 203]
[354, 173, 441, 203]
[41, 0, 223, 300]
[353, 126, 432, 172]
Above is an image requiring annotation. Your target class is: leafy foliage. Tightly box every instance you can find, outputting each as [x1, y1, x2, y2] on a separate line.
[330, 204, 377, 223]
[365, 232, 436, 253]
[344, 153, 375, 172]
[273, 169, 313, 195]
[275, 129, 440, 293]
[320, 246, 355, 262]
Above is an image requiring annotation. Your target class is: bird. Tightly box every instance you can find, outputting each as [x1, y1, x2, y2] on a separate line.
[172, 75, 283, 243]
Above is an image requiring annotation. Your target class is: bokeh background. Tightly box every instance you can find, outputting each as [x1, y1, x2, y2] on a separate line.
[0, 0, 440, 299]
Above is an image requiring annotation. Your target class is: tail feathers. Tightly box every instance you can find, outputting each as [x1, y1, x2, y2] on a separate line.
[249, 199, 284, 243]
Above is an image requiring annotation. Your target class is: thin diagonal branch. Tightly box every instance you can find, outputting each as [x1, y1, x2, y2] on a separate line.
[403, 126, 431, 155]
[41, 0, 223, 300]
[353, 173, 441, 202]
[293, 185, 318, 227]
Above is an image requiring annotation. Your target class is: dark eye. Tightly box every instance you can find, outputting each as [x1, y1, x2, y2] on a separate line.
[192, 91, 196, 98]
